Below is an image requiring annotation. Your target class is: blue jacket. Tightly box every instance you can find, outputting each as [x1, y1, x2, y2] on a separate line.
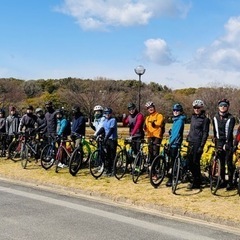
[57, 118, 68, 136]
[169, 114, 186, 148]
[71, 114, 86, 136]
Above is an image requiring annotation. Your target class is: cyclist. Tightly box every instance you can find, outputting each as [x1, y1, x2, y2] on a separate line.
[212, 98, 235, 190]
[35, 108, 47, 134]
[18, 105, 38, 134]
[166, 103, 186, 187]
[186, 100, 210, 189]
[122, 102, 144, 155]
[6, 106, 21, 155]
[96, 107, 118, 176]
[89, 105, 105, 136]
[71, 106, 86, 147]
[144, 101, 165, 165]
[0, 109, 6, 156]
[45, 101, 57, 139]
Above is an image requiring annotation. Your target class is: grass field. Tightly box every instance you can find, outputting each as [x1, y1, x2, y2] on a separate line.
[0, 125, 240, 229]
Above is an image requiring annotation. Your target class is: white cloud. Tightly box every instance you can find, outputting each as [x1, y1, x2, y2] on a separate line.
[144, 38, 175, 65]
[191, 16, 240, 72]
[55, 0, 191, 30]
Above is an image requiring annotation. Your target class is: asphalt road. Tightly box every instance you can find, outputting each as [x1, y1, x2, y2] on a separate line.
[0, 180, 239, 240]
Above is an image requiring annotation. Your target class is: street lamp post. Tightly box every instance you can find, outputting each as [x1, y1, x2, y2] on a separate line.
[134, 65, 146, 112]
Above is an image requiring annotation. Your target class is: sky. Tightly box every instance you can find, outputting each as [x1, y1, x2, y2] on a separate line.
[1, 0, 240, 89]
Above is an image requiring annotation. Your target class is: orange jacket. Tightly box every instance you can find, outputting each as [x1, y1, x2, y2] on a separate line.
[144, 111, 165, 138]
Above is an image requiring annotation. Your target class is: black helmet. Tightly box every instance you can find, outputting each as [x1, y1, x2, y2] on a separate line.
[103, 107, 113, 114]
[218, 98, 230, 106]
[127, 103, 136, 110]
[27, 105, 34, 111]
[0, 109, 5, 115]
[173, 103, 183, 112]
[45, 101, 52, 107]
[55, 109, 64, 115]
[72, 106, 80, 113]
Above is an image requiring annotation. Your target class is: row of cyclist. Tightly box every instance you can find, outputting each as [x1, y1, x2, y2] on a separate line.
[3, 98, 240, 196]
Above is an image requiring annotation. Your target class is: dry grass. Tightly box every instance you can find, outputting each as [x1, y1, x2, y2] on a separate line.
[0, 157, 240, 228]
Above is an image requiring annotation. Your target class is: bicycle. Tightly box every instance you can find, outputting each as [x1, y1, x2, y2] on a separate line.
[113, 137, 136, 180]
[131, 139, 149, 184]
[55, 136, 74, 173]
[40, 135, 58, 170]
[89, 135, 107, 179]
[69, 133, 96, 176]
[7, 132, 23, 161]
[0, 133, 7, 157]
[171, 145, 192, 194]
[20, 131, 41, 169]
[149, 143, 170, 188]
[232, 150, 240, 196]
[206, 145, 222, 195]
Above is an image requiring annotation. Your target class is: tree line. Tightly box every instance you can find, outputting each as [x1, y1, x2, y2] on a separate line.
[0, 77, 240, 123]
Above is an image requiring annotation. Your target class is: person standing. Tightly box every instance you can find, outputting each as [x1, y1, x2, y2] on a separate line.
[187, 100, 210, 189]
[96, 107, 118, 176]
[166, 103, 186, 187]
[212, 98, 235, 190]
[71, 106, 86, 147]
[44, 101, 57, 139]
[122, 102, 144, 155]
[144, 101, 165, 165]
[89, 105, 105, 136]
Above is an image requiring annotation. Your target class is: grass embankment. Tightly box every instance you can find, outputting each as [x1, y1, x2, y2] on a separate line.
[0, 126, 239, 228]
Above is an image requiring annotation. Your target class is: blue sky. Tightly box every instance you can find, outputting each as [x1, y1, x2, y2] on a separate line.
[1, 0, 240, 89]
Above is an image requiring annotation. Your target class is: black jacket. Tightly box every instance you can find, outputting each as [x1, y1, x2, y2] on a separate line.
[188, 111, 210, 147]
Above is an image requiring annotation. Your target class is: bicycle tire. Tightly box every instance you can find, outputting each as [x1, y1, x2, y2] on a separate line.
[172, 156, 181, 194]
[114, 149, 128, 180]
[132, 152, 144, 184]
[89, 149, 105, 179]
[40, 144, 55, 170]
[8, 139, 21, 161]
[149, 155, 166, 188]
[69, 147, 82, 176]
[20, 143, 29, 169]
[209, 157, 221, 195]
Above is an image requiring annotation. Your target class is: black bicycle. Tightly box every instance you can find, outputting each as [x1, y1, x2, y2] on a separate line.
[172, 145, 192, 194]
[149, 143, 170, 188]
[113, 137, 136, 180]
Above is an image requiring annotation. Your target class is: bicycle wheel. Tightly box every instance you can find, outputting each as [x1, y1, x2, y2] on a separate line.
[69, 147, 82, 176]
[89, 149, 104, 179]
[209, 158, 221, 195]
[8, 139, 21, 161]
[40, 144, 55, 170]
[114, 149, 128, 180]
[172, 156, 181, 194]
[132, 152, 144, 184]
[149, 155, 166, 188]
[20, 143, 29, 169]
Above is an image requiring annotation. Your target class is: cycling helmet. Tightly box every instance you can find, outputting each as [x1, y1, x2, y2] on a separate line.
[27, 105, 34, 111]
[93, 105, 103, 111]
[103, 107, 113, 114]
[127, 103, 136, 110]
[72, 106, 80, 113]
[173, 103, 183, 112]
[45, 101, 52, 106]
[0, 109, 5, 115]
[192, 100, 204, 107]
[35, 107, 43, 113]
[218, 98, 230, 106]
[55, 109, 64, 115]
[145, 101, 155, 108]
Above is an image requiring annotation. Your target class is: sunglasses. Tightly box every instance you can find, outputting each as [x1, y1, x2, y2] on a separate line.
[173, 109, 180, 112]
[193, 106, 201, 109]
[219, 104, 228, 107]
[128, 107, 135, 111]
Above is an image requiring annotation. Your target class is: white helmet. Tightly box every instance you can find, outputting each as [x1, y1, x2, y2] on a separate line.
[93, 105, 103, 111]
[192, 99, 204, 107]
[35, 107, 43, 113]
[145, 101, 154, 108]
